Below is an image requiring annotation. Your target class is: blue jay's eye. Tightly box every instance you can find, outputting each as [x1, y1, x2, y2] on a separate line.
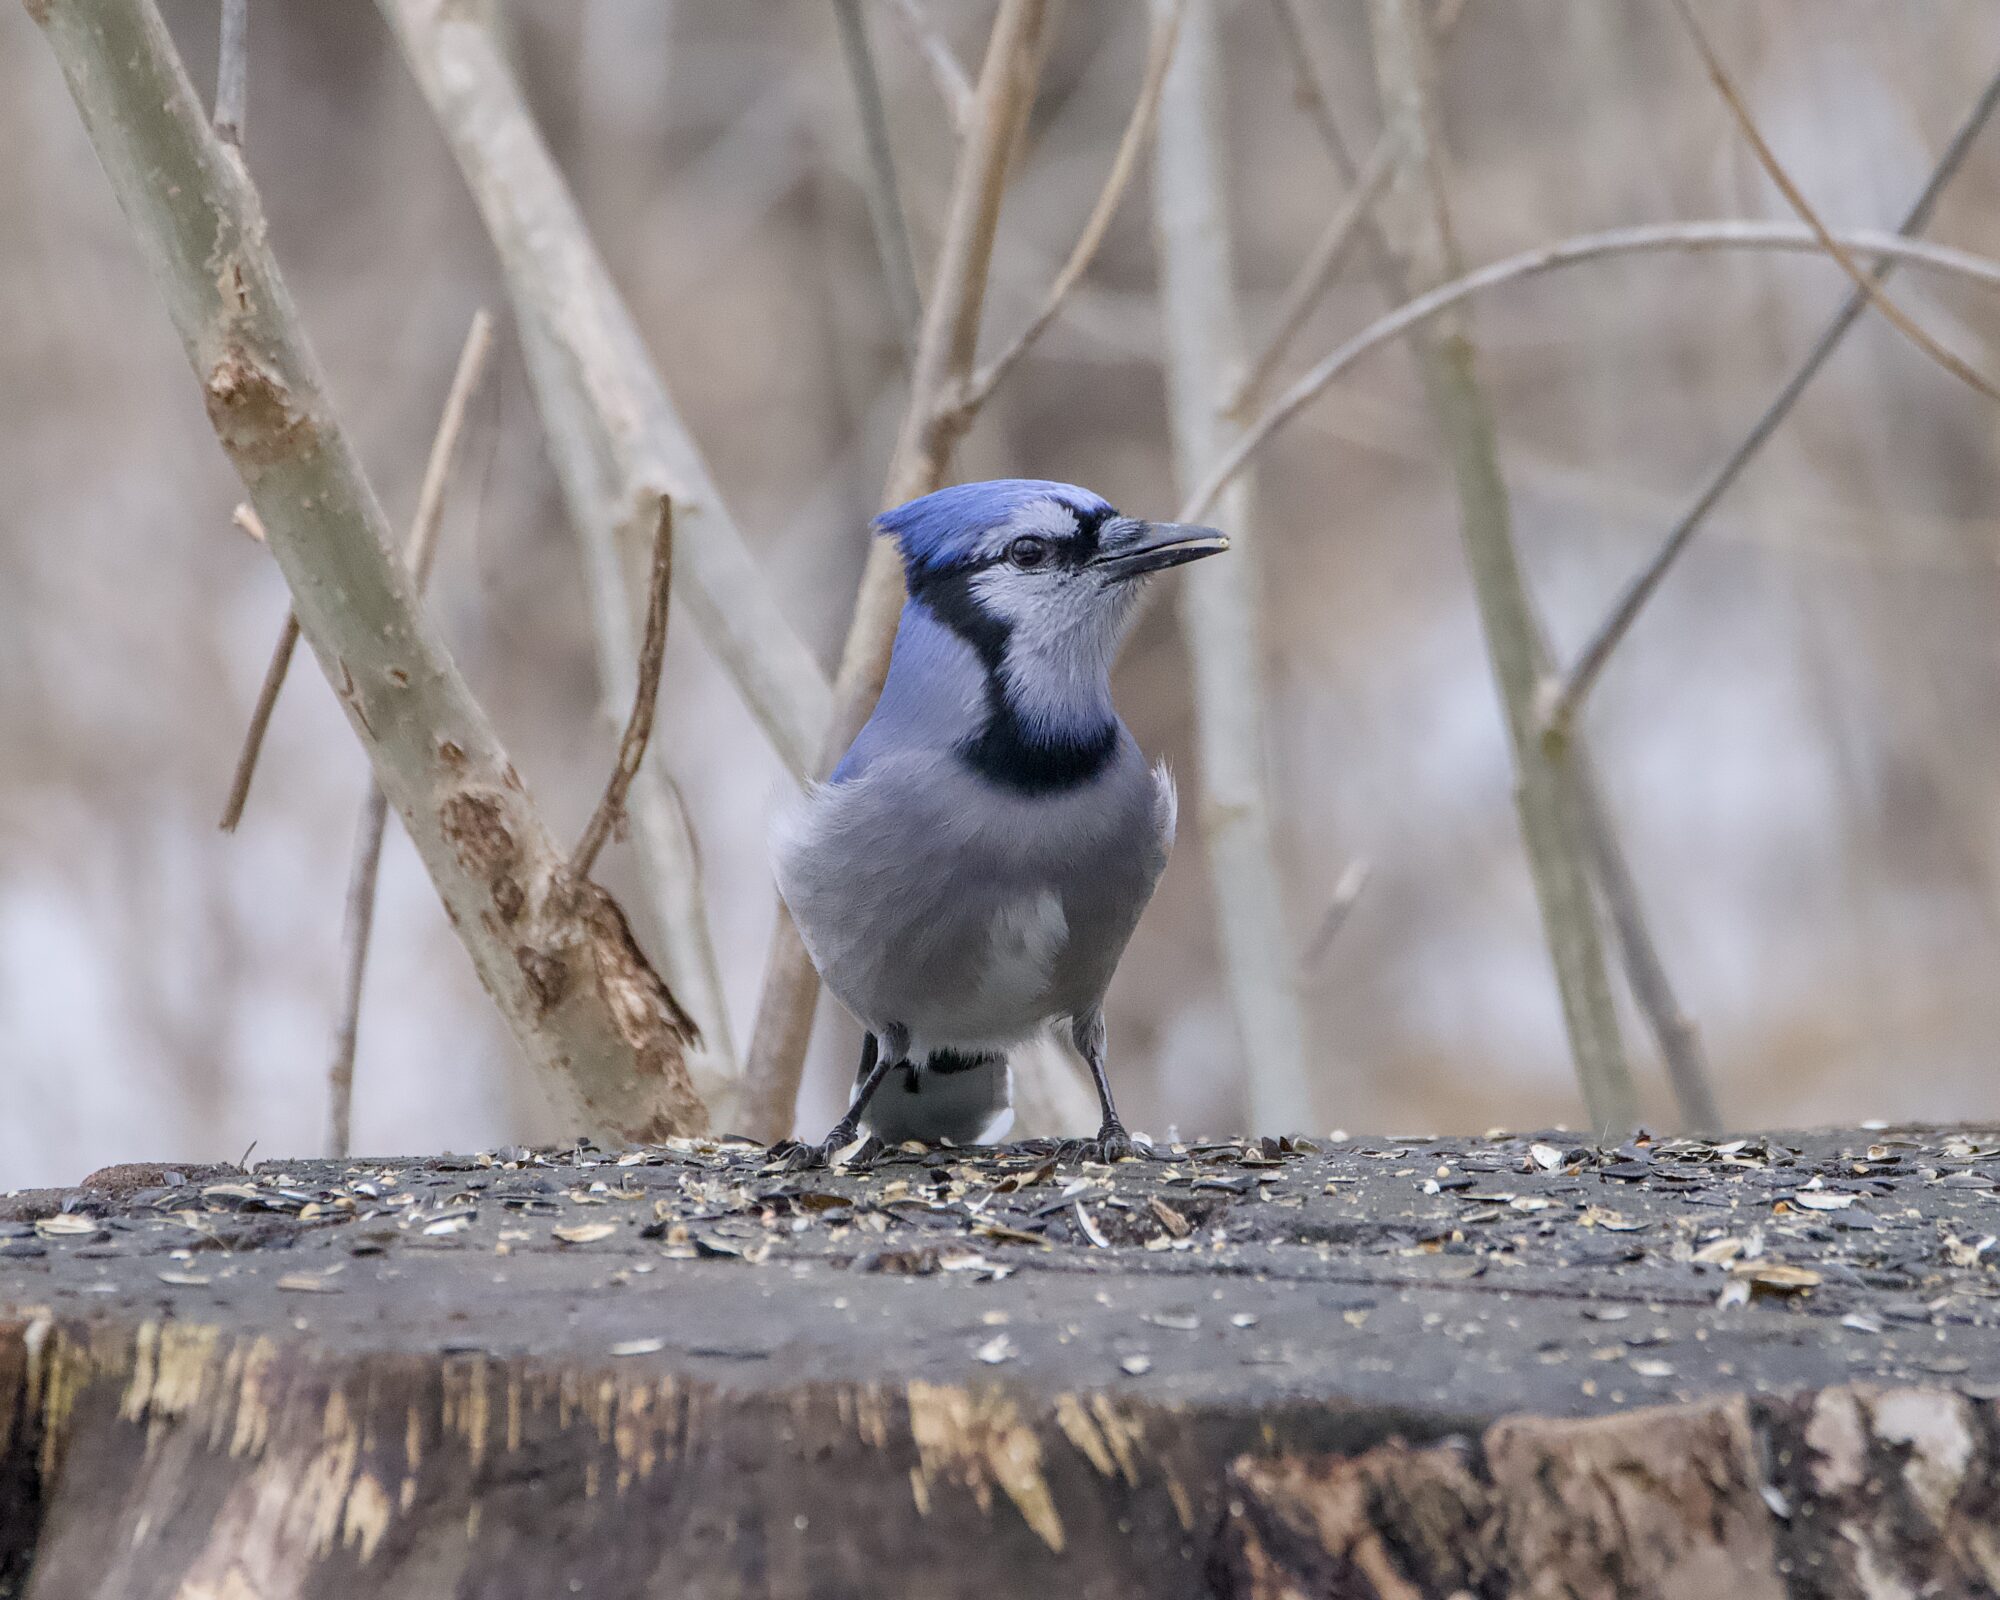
[1007, 536, 1051, 569]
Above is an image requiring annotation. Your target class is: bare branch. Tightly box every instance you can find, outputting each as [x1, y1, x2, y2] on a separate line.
[1266, 0, 1352, 167]
[403, 310, 495, 589]
[1542, 59, 2000, 737]
[876, 0, 1056, 521]
[622, 768, 737, 1115]
[1668, 0, 2000, 405]
[879, 0, 974, 132]
[1226, 133, 1396, 418]
[327, 785, 389, 1159]
[741, 915, 820, 1141]
[1177, 221, 2000, 526]
[572, 498, 673, 883]
[216, 610, 298, 830]
[222, 311, 495, 833]
[1233, 0, 1469, 418]
[34, 0, 705, 1142]
[834, 0, 923, 360]
[560, 457, 740, 1104]
[1272, 0, 1708, 1137]
[1151, 0, 1312, 1136]
[328, 310, 496, 1158]
[1269, 0, 1472, 173]
[741, 0, 1056, 1142]
[213, 0, 246, 144]
[1300, 858, 1372, 978]
[1365, 0, 1634, 1137]
[383, 0, 824, 1102]
[956, 0, 1186, 414]
[378, 0, 832, 783]
[1574, 767, 1722, 1134]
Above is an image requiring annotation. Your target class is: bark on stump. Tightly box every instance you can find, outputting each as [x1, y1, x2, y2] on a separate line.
[4, 1127, 1999, 1597]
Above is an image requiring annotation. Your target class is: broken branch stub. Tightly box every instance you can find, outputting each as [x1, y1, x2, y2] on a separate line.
[31, 0, 704, 1144]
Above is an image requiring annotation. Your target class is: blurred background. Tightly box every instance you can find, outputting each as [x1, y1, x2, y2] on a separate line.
[6, 1, 2000, 1188]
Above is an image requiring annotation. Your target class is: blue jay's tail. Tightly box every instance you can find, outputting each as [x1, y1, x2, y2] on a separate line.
[855, 1047, 1014, 1147]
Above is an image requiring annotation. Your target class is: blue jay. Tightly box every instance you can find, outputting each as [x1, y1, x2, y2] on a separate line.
[771, 479, 1227, 1164]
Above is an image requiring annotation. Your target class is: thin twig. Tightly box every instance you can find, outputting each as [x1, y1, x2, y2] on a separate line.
[1573, 766, 1723, 1133]
[1227, 132, 1397, 417]
[1283, 0, 1691, 1134]
[741, 0, 1055, 1141]
[1268, 0, 1469, 175]
[217, 613, 298, 830]
[403, 311, 495, 588]
[1267, 0, 1350, 163]
[1238, 0, 1472, 419]
[1257, 0, 1469, 291]
[1300, 858, 1372, 977]
[573, 497, 673, 882]
[1543, 60, 2000, 737]
[1366, 0, 1634, 1137]
[956, 0, 1186, 413]
[1668, 0, 2000, 405]
[834, 0, 924, 360]
[1177, 221, 2000, 526]
[213, 0, 246, 144]
[1152, 0, 1312, 1135]
[1516, 583, 1723, 1133]
[327, 786, 389, 1160]
[879, 0, 974, 132]
[327, 310, 495, 1159]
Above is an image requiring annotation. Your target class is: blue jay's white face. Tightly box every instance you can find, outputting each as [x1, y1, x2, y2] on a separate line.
[976, 502, 1190, 729]
[931, 495, 1231, 736]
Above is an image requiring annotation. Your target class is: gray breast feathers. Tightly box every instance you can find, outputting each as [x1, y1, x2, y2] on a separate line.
[770, 741, 1172, 1053]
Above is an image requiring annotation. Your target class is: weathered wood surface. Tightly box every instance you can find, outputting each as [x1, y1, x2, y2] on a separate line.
[3, 1126, 1999, 1597]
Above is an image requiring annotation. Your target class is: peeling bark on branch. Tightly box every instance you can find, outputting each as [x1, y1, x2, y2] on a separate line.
[29, 0, 704, 1145]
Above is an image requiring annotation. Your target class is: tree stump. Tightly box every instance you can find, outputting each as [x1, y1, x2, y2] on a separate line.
[3, 1127, 1998, 1597]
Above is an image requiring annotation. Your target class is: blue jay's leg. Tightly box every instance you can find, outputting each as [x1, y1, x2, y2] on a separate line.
[1059, 1010, 1152, 1164]
[773, 1026, 905, 1171]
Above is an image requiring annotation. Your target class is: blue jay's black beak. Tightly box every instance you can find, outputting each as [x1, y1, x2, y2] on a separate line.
[1090, 521, 1231, 581]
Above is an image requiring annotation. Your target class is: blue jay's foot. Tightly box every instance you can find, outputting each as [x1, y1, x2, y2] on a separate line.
[769, 1128, 882, 1172]
[1056, 1123, 1155, 1166]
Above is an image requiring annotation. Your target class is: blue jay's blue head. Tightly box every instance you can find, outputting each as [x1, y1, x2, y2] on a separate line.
[877, 480, 1227, 591]
[872, 480, 1229, 783]
[879, 478, 1227, 669]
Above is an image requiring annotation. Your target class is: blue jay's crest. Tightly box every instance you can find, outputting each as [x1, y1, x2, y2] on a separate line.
[875, 479, 1113, 577]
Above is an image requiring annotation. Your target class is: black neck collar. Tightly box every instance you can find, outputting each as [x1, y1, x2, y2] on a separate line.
[908, 570, 1118, 795]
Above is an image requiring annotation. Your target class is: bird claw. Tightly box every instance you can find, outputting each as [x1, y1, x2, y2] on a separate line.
[1056, 1125, 1154, 1166]
[768, 1130, 881, 1172]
